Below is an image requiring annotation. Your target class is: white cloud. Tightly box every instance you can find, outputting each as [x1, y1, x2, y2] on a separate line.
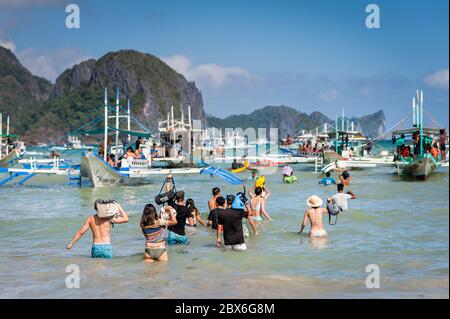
[424, 69, 449, 90]
[17, 48, 91, 82]
[0, 39, 16, 52]
[162, 54, 251, 88]
[318, 89, 341, 101]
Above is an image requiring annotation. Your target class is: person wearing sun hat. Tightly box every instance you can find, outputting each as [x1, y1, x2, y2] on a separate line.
[298, 195, 328, 237]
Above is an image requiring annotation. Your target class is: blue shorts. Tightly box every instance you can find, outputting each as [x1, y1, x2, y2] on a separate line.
[167, 231, 190, 245]
[91, 243, 113, 259]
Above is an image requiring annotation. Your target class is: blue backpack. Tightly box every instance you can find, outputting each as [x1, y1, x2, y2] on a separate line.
[231, 192, 246, 211]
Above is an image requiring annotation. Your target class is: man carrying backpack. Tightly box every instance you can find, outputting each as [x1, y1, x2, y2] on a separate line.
[329, 183, 356, 211]
[216, 193, 257, 250]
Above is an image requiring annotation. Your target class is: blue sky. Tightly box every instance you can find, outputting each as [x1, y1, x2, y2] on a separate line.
[0, 0, 448, 128]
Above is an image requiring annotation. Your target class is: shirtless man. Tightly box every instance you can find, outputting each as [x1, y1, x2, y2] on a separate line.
[248, 185, 272, 221]
[298, 195, 328, 237]
[208, 187, 221, 212]
[67, 201, 129, 258]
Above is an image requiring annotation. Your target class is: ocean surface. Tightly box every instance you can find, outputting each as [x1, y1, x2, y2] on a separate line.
[0, 147, 448, 298]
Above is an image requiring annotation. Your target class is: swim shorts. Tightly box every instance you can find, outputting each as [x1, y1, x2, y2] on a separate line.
[91, 243, 113, 258]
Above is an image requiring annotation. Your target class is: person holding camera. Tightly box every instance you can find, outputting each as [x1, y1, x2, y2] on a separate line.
[66, 200, 129, 258]
[141, 203, 177, 262]
[216, 193, 257, 251]
[165, 174, 193, 245]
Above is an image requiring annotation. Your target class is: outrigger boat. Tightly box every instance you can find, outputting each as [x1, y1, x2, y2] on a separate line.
[0, 113, 26, 167]
[76, 89, 207, 187]
[392, 90, 443, 180]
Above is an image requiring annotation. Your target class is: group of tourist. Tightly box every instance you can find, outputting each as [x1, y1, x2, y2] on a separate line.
[394, 129, 447, 163]
[299, 169, 356, 238]
[101, 138, 163, 169]
[67, 172, 275, 261]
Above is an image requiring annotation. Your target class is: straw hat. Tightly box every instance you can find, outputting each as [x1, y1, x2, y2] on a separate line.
[306, 195, 323, 208]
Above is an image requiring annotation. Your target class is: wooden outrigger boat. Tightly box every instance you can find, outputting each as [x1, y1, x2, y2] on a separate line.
[392, 90, 442, 180]
[77, 89, 207, 187]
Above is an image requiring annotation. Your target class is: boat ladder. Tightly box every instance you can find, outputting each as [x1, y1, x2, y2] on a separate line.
[67, 168, 81, 187]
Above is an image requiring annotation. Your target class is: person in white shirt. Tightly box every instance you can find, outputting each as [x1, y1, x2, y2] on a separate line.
[329, 183, 356, 210]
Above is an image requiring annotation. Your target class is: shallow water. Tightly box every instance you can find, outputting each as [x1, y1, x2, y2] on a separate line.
[0, 149, 448, 298]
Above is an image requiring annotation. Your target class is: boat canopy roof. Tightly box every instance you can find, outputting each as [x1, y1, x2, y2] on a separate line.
[393, 127, 442, 136]
[75, 127, 153, 138]
[0, 134, 17, 138]
[326, 130, 367, 139]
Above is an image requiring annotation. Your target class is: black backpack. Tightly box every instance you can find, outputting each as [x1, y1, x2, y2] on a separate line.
[155, 177, 177, 205]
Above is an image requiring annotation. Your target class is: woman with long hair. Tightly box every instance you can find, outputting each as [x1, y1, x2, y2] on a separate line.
[140, 203, 177, 262]
[186, 198, 206, 228]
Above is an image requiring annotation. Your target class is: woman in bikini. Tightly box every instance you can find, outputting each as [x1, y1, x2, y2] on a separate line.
[185, 198, 206, 231]
[248, 186, 272, 222]
[141, 204, 177, 263]
[298, 195, 328, 237]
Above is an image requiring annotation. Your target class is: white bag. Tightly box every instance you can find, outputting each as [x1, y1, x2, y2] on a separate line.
[94, 199, 120, 218]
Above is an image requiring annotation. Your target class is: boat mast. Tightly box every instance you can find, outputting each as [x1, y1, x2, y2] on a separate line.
[188, 105, 192, 155]
[103, 88, 108, 162]
[115, 89, 120, 157]
[335, 115, 338, 152]
[6, 115, 9, 136]
[419, 90, 424, 158]
[412, 97, 416, 127]
[127, 98, 131, 144]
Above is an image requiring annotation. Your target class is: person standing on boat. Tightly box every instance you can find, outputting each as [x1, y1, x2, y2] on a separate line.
[440, 129, 447, 163]
[66, 201, 129, 258]
[135, 137, 142, 151]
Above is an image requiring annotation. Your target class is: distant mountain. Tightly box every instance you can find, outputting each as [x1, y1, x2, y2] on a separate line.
[0, 45, 385, 144]
[207, 106, 385, 139]
[0, 46, 52, 136]
[0, 47, 206, 144]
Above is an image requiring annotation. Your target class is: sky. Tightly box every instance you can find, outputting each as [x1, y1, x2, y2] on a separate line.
[0, 0, 448, 128]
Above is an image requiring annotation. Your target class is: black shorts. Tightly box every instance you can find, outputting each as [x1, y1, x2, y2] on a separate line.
[440, 144, 446, 151]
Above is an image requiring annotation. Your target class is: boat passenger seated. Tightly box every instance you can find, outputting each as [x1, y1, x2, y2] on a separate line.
[430, 143, 439, 160]
[107, 154, 117, 167]
[231, 159, 243, 170]
[126, 147, 135, 158]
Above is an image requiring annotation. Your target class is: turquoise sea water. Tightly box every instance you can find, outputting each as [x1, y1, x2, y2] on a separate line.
[0, 148, 448, 298]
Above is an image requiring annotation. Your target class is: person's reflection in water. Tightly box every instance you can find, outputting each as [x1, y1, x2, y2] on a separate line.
[308, 236, 328, 250]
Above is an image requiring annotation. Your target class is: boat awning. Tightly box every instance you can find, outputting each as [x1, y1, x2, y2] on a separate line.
[393, 127, 442, 136]
[0, 134, 17, 138]
[76, 127, 153, 138]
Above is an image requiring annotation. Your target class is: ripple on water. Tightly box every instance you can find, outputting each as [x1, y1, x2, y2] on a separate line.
[0, 158, 448, 298]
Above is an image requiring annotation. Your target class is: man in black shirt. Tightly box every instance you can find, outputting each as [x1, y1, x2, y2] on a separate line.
[207, 196, 226, 229]
[165, 176, 193, 245]
[216, 202, 256, 250]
